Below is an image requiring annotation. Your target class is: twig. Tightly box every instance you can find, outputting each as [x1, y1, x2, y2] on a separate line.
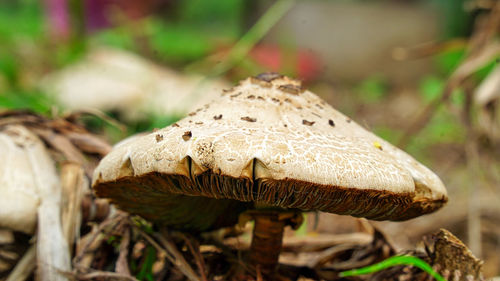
[133, 226, 201, 281]
[308, 243, 360, 269]
[156, 229, 202, 281]
[115, 228, 132, 276]
[74, 212, 127, 265]
[77, 270, 139, 281]
[392, 39, 467, 61]
[132, 226, 175, 262]
[176, 233, 208, 281]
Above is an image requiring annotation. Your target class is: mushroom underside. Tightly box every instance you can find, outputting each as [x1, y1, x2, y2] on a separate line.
[94, 169, 447, 231]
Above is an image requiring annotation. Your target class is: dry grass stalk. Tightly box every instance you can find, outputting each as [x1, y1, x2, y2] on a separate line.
[26, 127, 71, 281]
[5, 244, 36, 281]
[76, 270, 139, 281]
[156, 230, 202, 281]
[115, 228, 131, 276]
[73, 227, 105, 270]
[60, 163, 86, 254]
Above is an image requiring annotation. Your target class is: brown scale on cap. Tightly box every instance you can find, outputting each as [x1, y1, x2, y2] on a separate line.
[278, 84, 304, 95]
[250, 77, 272, 88]
[241, 116, 257, 122]
[182, 131, 192, 141]
[302, 119, 315, 126]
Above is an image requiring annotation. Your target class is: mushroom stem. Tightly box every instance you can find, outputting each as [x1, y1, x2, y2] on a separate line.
[249, 211, 286, 277]
[248, 210, 303, 278]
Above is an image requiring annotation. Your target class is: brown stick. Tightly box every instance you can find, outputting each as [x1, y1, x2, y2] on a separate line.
[249, 212, 286, 278]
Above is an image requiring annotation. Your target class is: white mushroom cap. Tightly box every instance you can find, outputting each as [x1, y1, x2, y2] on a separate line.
[93, 74, 447, 230]
[0, 126, 43, 234]
[41, 47, 229, 120]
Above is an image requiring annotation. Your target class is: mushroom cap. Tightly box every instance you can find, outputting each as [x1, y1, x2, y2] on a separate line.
[93, 74, 447, 231]
[42, 47, 229, 120]
[0, 125, 46, 234]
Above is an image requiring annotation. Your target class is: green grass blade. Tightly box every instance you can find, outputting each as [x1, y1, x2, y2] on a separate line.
[211, 0, 295, 77]
[339, 255, 446, 281]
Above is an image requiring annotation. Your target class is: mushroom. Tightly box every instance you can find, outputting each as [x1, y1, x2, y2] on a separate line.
[42, 47, 229, 121]
[0, 125, 70, 280]
[92, 73, 448, 277]
[0, 126, 40, 234]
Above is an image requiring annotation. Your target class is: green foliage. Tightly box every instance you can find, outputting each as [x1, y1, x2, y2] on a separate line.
[136, 245, 156, 281]
[0, 91, 55, 114]
[208, 0, 296, 77]
[356, 75, 389, 103]
[146, 20, 213, 63]
[423, 107, 464, 144]
[373, 126, 402, 145]
[0, 0, 44, 86]
[53, 40, 87, 67]
[177, 0, 246, 38]
[92, 28, 136, 50]
[435, 48, 466, 75]
[404, 106, 465, 165]
[0, 0, 44, 41]
[340, 255, 445, 281]
[131, 217, 155, 235]
[0, 52, 19, 85]
[419, 75, 444, 102]
[91, 0, 246, 64]
[431, 0, 472, 39]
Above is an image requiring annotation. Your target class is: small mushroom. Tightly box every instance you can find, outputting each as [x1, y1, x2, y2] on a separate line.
[93, 74, 448, 278]
[0, 125, 71, 280]
[42, 47, 230, 120]
[0, 126, 42, 234]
